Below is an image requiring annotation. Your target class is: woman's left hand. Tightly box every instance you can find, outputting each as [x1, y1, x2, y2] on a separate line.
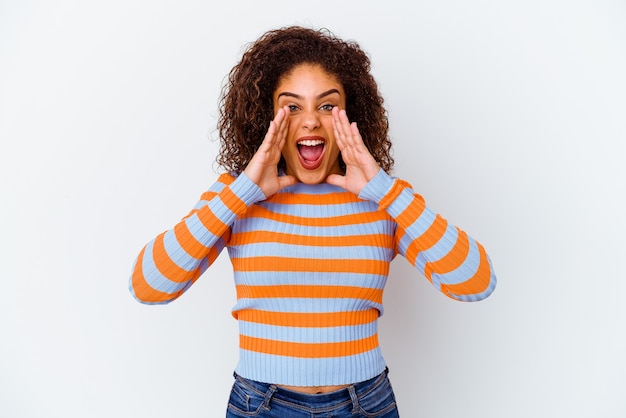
[326, 107, 381, 195]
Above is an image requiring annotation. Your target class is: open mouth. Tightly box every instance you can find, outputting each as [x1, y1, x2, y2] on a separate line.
[297, 136, 325, 170]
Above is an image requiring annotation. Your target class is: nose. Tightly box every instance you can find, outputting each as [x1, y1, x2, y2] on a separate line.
[302, 109, 320, 131]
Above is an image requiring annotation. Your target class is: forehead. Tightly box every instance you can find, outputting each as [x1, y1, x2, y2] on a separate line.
[275, 64, 343, 92]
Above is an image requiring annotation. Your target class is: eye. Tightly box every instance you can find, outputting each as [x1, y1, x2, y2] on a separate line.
[287, 104, 300, 112]
[320, 104, 335, 111]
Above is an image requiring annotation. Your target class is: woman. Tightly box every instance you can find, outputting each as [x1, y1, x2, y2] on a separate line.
[129, 26, 497, 417]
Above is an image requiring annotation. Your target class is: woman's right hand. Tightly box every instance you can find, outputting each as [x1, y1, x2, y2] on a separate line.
[243, 106, 297, 197]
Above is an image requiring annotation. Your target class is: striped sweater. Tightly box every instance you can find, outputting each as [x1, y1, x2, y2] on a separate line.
[129, 169, 496, 386]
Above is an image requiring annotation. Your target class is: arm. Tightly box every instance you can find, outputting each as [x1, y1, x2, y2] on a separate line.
[128, 172, 266, 304]
[328, 107, 496, 301]
[130, 108, 296, 304]
[359, 170, 497, 301]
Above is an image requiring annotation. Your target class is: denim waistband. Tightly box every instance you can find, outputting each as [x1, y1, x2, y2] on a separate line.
[233, 367, 389, 407]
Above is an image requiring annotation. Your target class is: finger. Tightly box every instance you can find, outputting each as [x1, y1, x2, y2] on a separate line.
[278, 174, 298, 190]
[334, 108, 362, 148]
[332, 107, 349, 134]
[332, 120, 344, 150]
[341, 114, 363, 147]
[275, 106, 290, 148]
[332, 107, 350, 149]
[263, 106, 288, 152]
[259, 107, 287, 151]
[258, 120, 276, 152]
[270, 108, 286, 141]
[350, 120, 361, 138]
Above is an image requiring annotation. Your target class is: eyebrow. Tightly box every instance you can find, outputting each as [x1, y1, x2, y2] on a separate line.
[276, 88, 341, 101]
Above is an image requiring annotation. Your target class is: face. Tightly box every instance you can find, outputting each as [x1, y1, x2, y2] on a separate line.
[273, 64, 346, 184]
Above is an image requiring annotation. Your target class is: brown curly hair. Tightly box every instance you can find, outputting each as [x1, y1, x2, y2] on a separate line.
[216, 25, 394, 174]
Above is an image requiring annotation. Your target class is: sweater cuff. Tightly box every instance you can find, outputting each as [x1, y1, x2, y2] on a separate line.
[228, 172, 267, 206]
[358, 169, 395, 204]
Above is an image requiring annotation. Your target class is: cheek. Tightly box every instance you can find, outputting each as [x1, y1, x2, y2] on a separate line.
[328, 143, 341, 160]
[325, 129, 339, 151]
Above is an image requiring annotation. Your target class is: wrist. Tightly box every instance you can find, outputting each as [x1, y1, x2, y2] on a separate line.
[358, 168, 392, 203]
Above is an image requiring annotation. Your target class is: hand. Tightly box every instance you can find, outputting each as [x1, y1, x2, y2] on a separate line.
[243, 106, 297, 197]
[326, 107, 381, 195]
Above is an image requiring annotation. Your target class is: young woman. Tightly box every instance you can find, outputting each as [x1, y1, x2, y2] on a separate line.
[129, 26, 497, 417]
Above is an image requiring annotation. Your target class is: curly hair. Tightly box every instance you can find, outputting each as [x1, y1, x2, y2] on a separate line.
[216, 26, 394, 174]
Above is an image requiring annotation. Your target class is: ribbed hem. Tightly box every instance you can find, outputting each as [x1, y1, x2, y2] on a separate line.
[235, 346, 387, 386]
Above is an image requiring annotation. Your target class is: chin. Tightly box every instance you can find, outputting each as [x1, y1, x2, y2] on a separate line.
[294, 171, 327, 185]
[286, 165, 330, 185]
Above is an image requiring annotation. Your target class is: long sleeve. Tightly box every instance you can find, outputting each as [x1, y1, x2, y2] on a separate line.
[129, 172, 266, 304]
[359, 169, 496, 301]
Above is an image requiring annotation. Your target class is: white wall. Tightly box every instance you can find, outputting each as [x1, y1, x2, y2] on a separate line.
[1, 1, 625, 417]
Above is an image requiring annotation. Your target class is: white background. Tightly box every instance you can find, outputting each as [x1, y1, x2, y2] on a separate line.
[1, 1, 625, 417]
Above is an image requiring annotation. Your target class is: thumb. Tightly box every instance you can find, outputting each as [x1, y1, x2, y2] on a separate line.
[277, 175, 298, 190]
[326, 173, 346, 188]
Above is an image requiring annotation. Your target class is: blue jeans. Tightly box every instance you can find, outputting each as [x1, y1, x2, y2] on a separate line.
[226, 367, 400, 417]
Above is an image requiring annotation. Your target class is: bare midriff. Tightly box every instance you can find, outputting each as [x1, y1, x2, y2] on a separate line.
[279, 384, 350, 394]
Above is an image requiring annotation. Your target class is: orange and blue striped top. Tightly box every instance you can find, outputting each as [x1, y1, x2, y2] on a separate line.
[129, 169, 496, 386]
